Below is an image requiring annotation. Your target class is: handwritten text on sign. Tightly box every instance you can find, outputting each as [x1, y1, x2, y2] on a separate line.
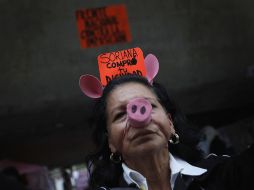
[76, 4, 131, 48]
[97, 47, 146, 86]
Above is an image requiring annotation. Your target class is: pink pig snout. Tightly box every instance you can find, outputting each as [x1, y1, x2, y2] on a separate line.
[126, 98, 152, 127]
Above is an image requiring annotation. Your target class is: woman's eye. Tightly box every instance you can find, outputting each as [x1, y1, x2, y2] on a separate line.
[114, 112, 126, 121]
[151, 104, 157, 108]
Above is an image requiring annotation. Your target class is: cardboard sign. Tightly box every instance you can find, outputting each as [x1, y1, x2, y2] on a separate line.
[76, 4, 131, 48]
[97, 47, 146, 86]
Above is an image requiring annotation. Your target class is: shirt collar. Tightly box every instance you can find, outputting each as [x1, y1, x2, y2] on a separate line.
[170, 153, 207, 176]
[170, 153, 207, 189]
[122, 153, 207, 190]
[122, 163, 148, 189]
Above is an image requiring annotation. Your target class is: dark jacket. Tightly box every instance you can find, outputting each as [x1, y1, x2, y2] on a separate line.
[96, 144, 254, 190]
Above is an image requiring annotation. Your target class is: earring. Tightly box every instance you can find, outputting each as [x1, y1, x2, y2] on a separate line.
[169, 133, 180, 144]
[110, 152, 122, 164]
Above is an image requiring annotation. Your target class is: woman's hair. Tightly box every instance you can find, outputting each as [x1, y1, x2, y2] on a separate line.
[85, 74, 203, 189]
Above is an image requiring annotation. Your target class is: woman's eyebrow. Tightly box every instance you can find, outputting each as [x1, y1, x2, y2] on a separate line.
[110, 104, 126, 115]
[145, 97, 157, 102]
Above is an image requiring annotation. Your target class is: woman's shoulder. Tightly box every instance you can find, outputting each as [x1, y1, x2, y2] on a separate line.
[197, 143, 254, 169]
[192, 144, 254, 189]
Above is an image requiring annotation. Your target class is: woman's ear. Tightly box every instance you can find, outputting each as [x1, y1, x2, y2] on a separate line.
[167, 113, 172, 121]
[167, 113, 175, 133]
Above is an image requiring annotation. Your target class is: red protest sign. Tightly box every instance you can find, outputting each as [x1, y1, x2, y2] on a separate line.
[76, 4, 131, 48]
[97, 47, 146, 86]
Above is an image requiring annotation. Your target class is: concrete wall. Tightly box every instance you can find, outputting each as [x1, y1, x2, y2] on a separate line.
[1, 0, 254, 114]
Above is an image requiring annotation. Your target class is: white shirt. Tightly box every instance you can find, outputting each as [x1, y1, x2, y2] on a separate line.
[122, 153, 207, 190]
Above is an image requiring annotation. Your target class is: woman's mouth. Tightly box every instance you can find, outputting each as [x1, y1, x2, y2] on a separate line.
[131, 130, 155, 140]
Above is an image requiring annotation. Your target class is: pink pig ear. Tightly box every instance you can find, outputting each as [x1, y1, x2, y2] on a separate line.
[144, 54, 159, 84]
[79, 74, 103, 99]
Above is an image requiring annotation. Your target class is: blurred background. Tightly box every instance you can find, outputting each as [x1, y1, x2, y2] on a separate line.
[0, 0, 254, 189]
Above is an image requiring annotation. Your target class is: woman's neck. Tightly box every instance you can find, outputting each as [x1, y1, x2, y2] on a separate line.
[124, 148, 171, 190]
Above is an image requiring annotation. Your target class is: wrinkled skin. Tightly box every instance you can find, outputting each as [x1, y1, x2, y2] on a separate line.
[106, 82, 175, 161]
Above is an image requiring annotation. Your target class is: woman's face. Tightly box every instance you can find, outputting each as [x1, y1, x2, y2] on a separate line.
[106, 82, 175, 160]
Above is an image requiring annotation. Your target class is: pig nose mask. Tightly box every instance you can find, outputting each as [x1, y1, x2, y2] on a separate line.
[126, 98, 152, 128]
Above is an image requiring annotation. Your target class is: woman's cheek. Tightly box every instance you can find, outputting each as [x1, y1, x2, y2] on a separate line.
[154, 113, 172, 139]
[112, 125, 126, 149]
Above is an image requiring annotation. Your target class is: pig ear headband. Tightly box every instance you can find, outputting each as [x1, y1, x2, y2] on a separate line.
[79, 53, 159, 99]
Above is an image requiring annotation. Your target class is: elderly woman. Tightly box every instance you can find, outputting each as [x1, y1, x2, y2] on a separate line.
[80, 56, 253, 190]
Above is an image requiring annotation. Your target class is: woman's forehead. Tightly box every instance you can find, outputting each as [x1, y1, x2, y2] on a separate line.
[107, 82, 156, 103]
